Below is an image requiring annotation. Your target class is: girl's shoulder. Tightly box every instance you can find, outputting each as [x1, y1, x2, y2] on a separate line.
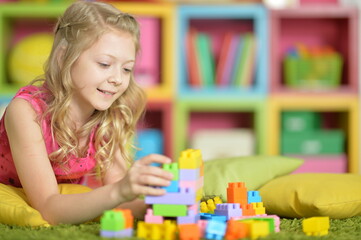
[13, 85, 49, 114]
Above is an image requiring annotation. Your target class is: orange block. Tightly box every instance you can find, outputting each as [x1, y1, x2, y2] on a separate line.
[241, 204, 256, 216]
[225, 219, 248, 240]
[114, 208, 133, 228]
[178, 224, 201, 240]
[227, 182, 247, 206]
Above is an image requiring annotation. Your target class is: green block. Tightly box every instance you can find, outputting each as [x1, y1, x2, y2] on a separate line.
[163, 162, 179, 180]
[239, 217, 275, 233]
[282, 111, 320, 133]
[100, 210, 125, 231]
[153, 204, 187, 217]
[281, 130, 345, 155]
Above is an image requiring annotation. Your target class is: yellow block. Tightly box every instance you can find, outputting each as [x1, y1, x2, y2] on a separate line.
[178, 149, 203, 169]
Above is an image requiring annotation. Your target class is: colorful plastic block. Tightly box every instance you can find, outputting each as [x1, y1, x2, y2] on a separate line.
[178, 149, 202, 169]
[241, 203, 256, 216]
[163, 180, 180, 193]
[100, 210, 125, 231]
[200, 213, 227, 222]
[247, 191, 262, 204]
[200, 202, 209, 213]
[197, 220, 208, 238]
[153, 204, 188, 217]
[100, 228, 133, 238]
[114, 208, 133, 228]
[145, 187, 196, 205]
[145, 208, 164, 224]
[179, 169, 200, 181]
[227, 182, 248, 206]
[243, 220, 270, 240]
[251, 202, 266, 215]
[163, 162, 179, 180]
[205, 220, 227, 240]
[177, 210, 199, 224]
[136, 220, 177, 240]
[214, 203, 243, 220]
[179, 223, 201, 240]
[302, 216, 330, 236]
[224, 219, 248, 240]
[233, 215, 280, 233]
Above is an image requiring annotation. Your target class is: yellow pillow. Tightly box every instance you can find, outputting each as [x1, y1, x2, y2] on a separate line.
[259, 173, 361, 219]
[0, 183, 93, 226]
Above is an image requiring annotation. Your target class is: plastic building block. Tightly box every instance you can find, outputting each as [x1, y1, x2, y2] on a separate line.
[213, 196, 223, 205]
[224, 219, 248, 240]
[243, 220, 270, 240]
[179, 223, 201, 240]
[145, 208, 164, 224]
[200, 213, 227, 222]
[233, 215, 280, 233]
[145, 187, 196, 205]
[136, 220, 177, 240]
[251, 202, 266, 215]
[205, 220, 227, 240]
[163, 180, 180, 193]
[177, 210, 199, 224]
[197, 220, 208, 238]
[247, 191, 262, 203]
[179, 169, 200, 181]
[227, 182, 248, 206]
[206, 199, 216, 214]
[153, 204, 188, 217]
[114, 208, 133, 228]
[100, 228, 133, 238]
[200, 201, 209, 213]
[163, 162, 179, 180]
[178, 149, 202, 169]
[302, 216, 330, 236]
[241, 203, 256, 216]
[214, 203, 243, 220]
[100, 210, 125, 231]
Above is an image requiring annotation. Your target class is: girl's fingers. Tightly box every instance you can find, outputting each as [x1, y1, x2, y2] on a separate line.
[138, 154, 172, 166]
[137, 174, 171, 187]
[138, 186, 167, 196]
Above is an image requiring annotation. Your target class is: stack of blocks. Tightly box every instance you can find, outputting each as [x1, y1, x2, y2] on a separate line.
[99, 149, 282, 240]
[138, 149, 204, 239]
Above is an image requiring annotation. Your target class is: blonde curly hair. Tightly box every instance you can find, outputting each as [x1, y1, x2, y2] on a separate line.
[35, 1, 146, 175]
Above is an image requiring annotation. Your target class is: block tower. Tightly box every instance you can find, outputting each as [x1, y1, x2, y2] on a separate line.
[137, 149, 204, 239]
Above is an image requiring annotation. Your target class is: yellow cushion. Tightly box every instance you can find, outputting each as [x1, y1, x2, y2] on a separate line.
[259, 173, 361, 219]
[0, 183, 93, 226]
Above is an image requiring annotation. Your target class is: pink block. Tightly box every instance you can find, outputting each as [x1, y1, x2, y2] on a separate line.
[145, 208, 164, 224]
[135, 17, 160, 87]
[197, 220, 208, 238]
[188, 203, 199, 213]
[291, 155, 347, 173]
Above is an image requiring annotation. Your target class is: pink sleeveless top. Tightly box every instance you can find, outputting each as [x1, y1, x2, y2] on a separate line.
[0, 85, 97, 187]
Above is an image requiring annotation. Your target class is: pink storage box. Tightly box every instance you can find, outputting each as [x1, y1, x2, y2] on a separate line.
[290, 155, 347, 173]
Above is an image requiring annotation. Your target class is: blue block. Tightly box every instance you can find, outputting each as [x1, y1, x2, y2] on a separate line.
[162, 180, 179, 193]
[248, 191, 262, 204]
[205, 220, 227, 240]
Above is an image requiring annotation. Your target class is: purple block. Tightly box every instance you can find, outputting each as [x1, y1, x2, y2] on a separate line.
[179, 169, 199, 181]
[145, 187, 196, 205]
[100, 228, 133, 238]
[214, 203, 243, 220]
[177, 210, 200, 225]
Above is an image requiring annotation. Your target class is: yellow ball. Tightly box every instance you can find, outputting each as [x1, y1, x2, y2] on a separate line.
[8, 33, 53, 85]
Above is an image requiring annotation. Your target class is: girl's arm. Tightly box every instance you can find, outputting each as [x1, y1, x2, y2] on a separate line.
[5, 98, 172, 225]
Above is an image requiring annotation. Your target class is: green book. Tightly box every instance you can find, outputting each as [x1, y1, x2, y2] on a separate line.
[196, 33, 215, 87]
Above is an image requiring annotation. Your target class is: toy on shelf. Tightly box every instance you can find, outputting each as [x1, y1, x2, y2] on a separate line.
[283, 44, 343, 90]
[8, 33, 53, 87]
[302, 216, 330, 236]
[100, 149, 281, 240]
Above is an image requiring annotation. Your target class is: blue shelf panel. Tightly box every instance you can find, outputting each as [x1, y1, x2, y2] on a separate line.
[177, 4, 269, 99]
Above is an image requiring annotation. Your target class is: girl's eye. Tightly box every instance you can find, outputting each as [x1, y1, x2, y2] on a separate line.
[98, 62, 110, 68]
[124, 68, 133, 73]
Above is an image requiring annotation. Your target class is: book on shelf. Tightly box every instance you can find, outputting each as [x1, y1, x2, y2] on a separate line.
[196, 33, 215, 87]
[186, 28, 202, 87]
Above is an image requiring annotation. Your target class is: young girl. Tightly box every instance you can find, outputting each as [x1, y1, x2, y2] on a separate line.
[0, 1, 173, 225]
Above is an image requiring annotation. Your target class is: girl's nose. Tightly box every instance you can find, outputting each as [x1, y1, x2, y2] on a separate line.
[108, 73, 122, 86]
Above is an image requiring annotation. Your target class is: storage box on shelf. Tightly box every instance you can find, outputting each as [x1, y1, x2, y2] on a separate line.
[267, 96, 359, 173]
[174, 98, 267, 160]
[269, 6, 359, 95]
[176, 4, 268, 100]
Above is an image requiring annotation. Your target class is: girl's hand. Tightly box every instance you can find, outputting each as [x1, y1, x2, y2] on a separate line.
[117, 154, 173, 202]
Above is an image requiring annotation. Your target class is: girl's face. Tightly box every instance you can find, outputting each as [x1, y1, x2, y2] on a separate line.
[70, 29, 136, 116]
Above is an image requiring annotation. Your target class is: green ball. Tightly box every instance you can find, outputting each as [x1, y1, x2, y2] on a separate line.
[8, 33, 53, 85]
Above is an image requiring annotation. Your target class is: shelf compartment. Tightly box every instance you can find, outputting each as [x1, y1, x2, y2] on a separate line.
[267, 96, 359, 173]
[269, 6, 358, 95]
[177, 5, 268, 100]
[174, 98, 267, 159]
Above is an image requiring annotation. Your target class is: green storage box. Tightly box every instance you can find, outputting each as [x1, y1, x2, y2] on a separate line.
[282, 111, 320, 133]
[281, 130, 345, 155]
[284, 54, 343, 89]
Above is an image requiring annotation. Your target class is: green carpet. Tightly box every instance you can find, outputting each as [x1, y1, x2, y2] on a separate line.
[0, 216, 360, 240]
